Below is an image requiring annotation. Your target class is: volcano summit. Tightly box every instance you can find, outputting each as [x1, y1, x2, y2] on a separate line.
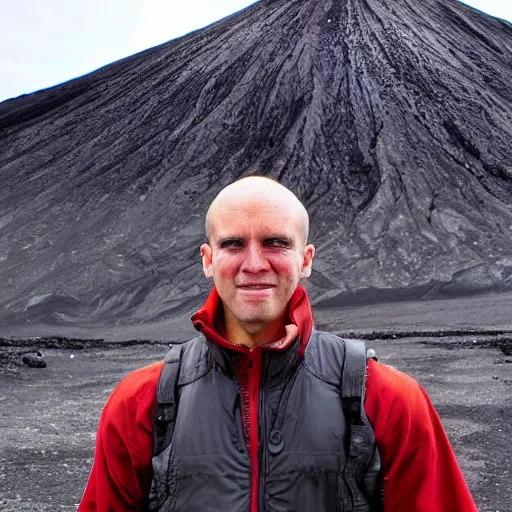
[1, 0, 512, 330]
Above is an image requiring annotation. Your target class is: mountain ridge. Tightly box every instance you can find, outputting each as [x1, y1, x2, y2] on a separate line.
[1, 0, 511, 329]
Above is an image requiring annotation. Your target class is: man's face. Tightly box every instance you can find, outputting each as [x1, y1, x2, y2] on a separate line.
[201, 197, 315, 332]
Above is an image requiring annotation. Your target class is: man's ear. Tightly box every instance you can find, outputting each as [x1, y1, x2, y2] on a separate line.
[200, 243, 214, 278]
[300, 244, 315, 279]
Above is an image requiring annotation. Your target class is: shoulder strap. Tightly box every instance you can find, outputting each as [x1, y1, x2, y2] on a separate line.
[340, 339, 383, 511]
[153, 343, 183, 457]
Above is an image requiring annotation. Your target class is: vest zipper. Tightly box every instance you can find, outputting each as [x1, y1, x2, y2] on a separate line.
[239, 349, 263, 512]
[258, 352, 271, 512]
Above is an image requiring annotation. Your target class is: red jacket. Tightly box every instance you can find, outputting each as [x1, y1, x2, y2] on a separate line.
[79, 286, 477, 511]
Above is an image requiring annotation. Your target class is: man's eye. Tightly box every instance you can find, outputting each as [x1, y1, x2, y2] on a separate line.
[266, 239, 291, 248]
[219, 240, 243, 248]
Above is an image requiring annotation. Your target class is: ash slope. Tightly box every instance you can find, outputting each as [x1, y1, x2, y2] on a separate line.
[1, 0, 512, 327]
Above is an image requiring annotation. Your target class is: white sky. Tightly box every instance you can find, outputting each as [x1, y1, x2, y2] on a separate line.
[0, 0, 510, 103]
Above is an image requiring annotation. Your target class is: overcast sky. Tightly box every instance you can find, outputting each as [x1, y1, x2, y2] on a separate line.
[1, 0, 510, 103]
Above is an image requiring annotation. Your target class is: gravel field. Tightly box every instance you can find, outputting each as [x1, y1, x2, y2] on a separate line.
[1, 293, 511, 511]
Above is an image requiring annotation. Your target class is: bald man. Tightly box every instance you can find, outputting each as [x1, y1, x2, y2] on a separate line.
[79, 177, 477, 512]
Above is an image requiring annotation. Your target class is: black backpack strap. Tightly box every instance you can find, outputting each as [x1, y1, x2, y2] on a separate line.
[340, 339, 383, 511]
[153, 343, 183, 457]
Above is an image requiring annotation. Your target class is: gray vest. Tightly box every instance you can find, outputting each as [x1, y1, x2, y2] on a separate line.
[148, 330, 382, 511]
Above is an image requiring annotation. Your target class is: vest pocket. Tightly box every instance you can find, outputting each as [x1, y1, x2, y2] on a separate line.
[264, 453, 340, 512]
[172, 453, 251, 512]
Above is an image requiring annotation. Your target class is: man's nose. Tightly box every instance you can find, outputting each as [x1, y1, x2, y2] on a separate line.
[241, 244, 270, 273]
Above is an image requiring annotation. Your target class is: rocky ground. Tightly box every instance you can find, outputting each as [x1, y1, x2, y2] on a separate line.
[0, 292, 511, 511]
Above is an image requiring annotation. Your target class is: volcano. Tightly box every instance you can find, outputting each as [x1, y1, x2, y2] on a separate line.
[1, 0, 512, 331]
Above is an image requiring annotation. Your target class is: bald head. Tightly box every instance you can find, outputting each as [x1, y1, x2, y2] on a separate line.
[205, 177, 310, 245]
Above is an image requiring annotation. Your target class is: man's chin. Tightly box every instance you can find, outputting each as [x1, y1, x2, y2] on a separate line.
[235, 315, 277, 334]
[239, 317, 272, 328]
[226, 301, 287, 332]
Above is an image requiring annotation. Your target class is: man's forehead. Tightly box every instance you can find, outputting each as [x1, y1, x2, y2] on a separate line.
[214, 226, 296, 239]
[215, 198, 297, 217]
[218, 193, 290, 210]
[212, 212, 299, 237]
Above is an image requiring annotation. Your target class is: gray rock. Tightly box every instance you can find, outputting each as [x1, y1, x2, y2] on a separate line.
[21, 352, 47, 369]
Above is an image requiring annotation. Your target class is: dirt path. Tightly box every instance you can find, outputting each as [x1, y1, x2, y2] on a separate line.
[0, 336, 510, 511]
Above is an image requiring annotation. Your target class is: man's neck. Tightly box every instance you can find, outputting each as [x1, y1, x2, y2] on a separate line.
[224, 310, 287, 349]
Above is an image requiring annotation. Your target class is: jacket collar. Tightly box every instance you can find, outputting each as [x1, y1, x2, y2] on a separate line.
[191, 284, 314, 359]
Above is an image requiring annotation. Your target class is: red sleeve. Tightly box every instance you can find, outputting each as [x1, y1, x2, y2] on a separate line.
[364, 359, 478, 512]
[78, 361, 164, 512]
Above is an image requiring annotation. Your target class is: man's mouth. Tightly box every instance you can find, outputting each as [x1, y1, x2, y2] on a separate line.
[238, 284, 275, 290]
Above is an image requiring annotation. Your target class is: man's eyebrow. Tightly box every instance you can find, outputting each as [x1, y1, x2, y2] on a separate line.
[216, 236, 244, 245]
[215, 235, 294, 245]
[264, 236, 294, 245]
[264, 235, 292, 241]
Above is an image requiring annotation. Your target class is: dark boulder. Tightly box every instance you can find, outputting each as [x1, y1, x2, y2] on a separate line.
[21, 351, 47, 368]
[501, 341, 512, 357]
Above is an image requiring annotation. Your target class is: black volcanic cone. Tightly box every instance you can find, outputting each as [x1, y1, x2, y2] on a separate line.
[1, 0, 512, 329]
